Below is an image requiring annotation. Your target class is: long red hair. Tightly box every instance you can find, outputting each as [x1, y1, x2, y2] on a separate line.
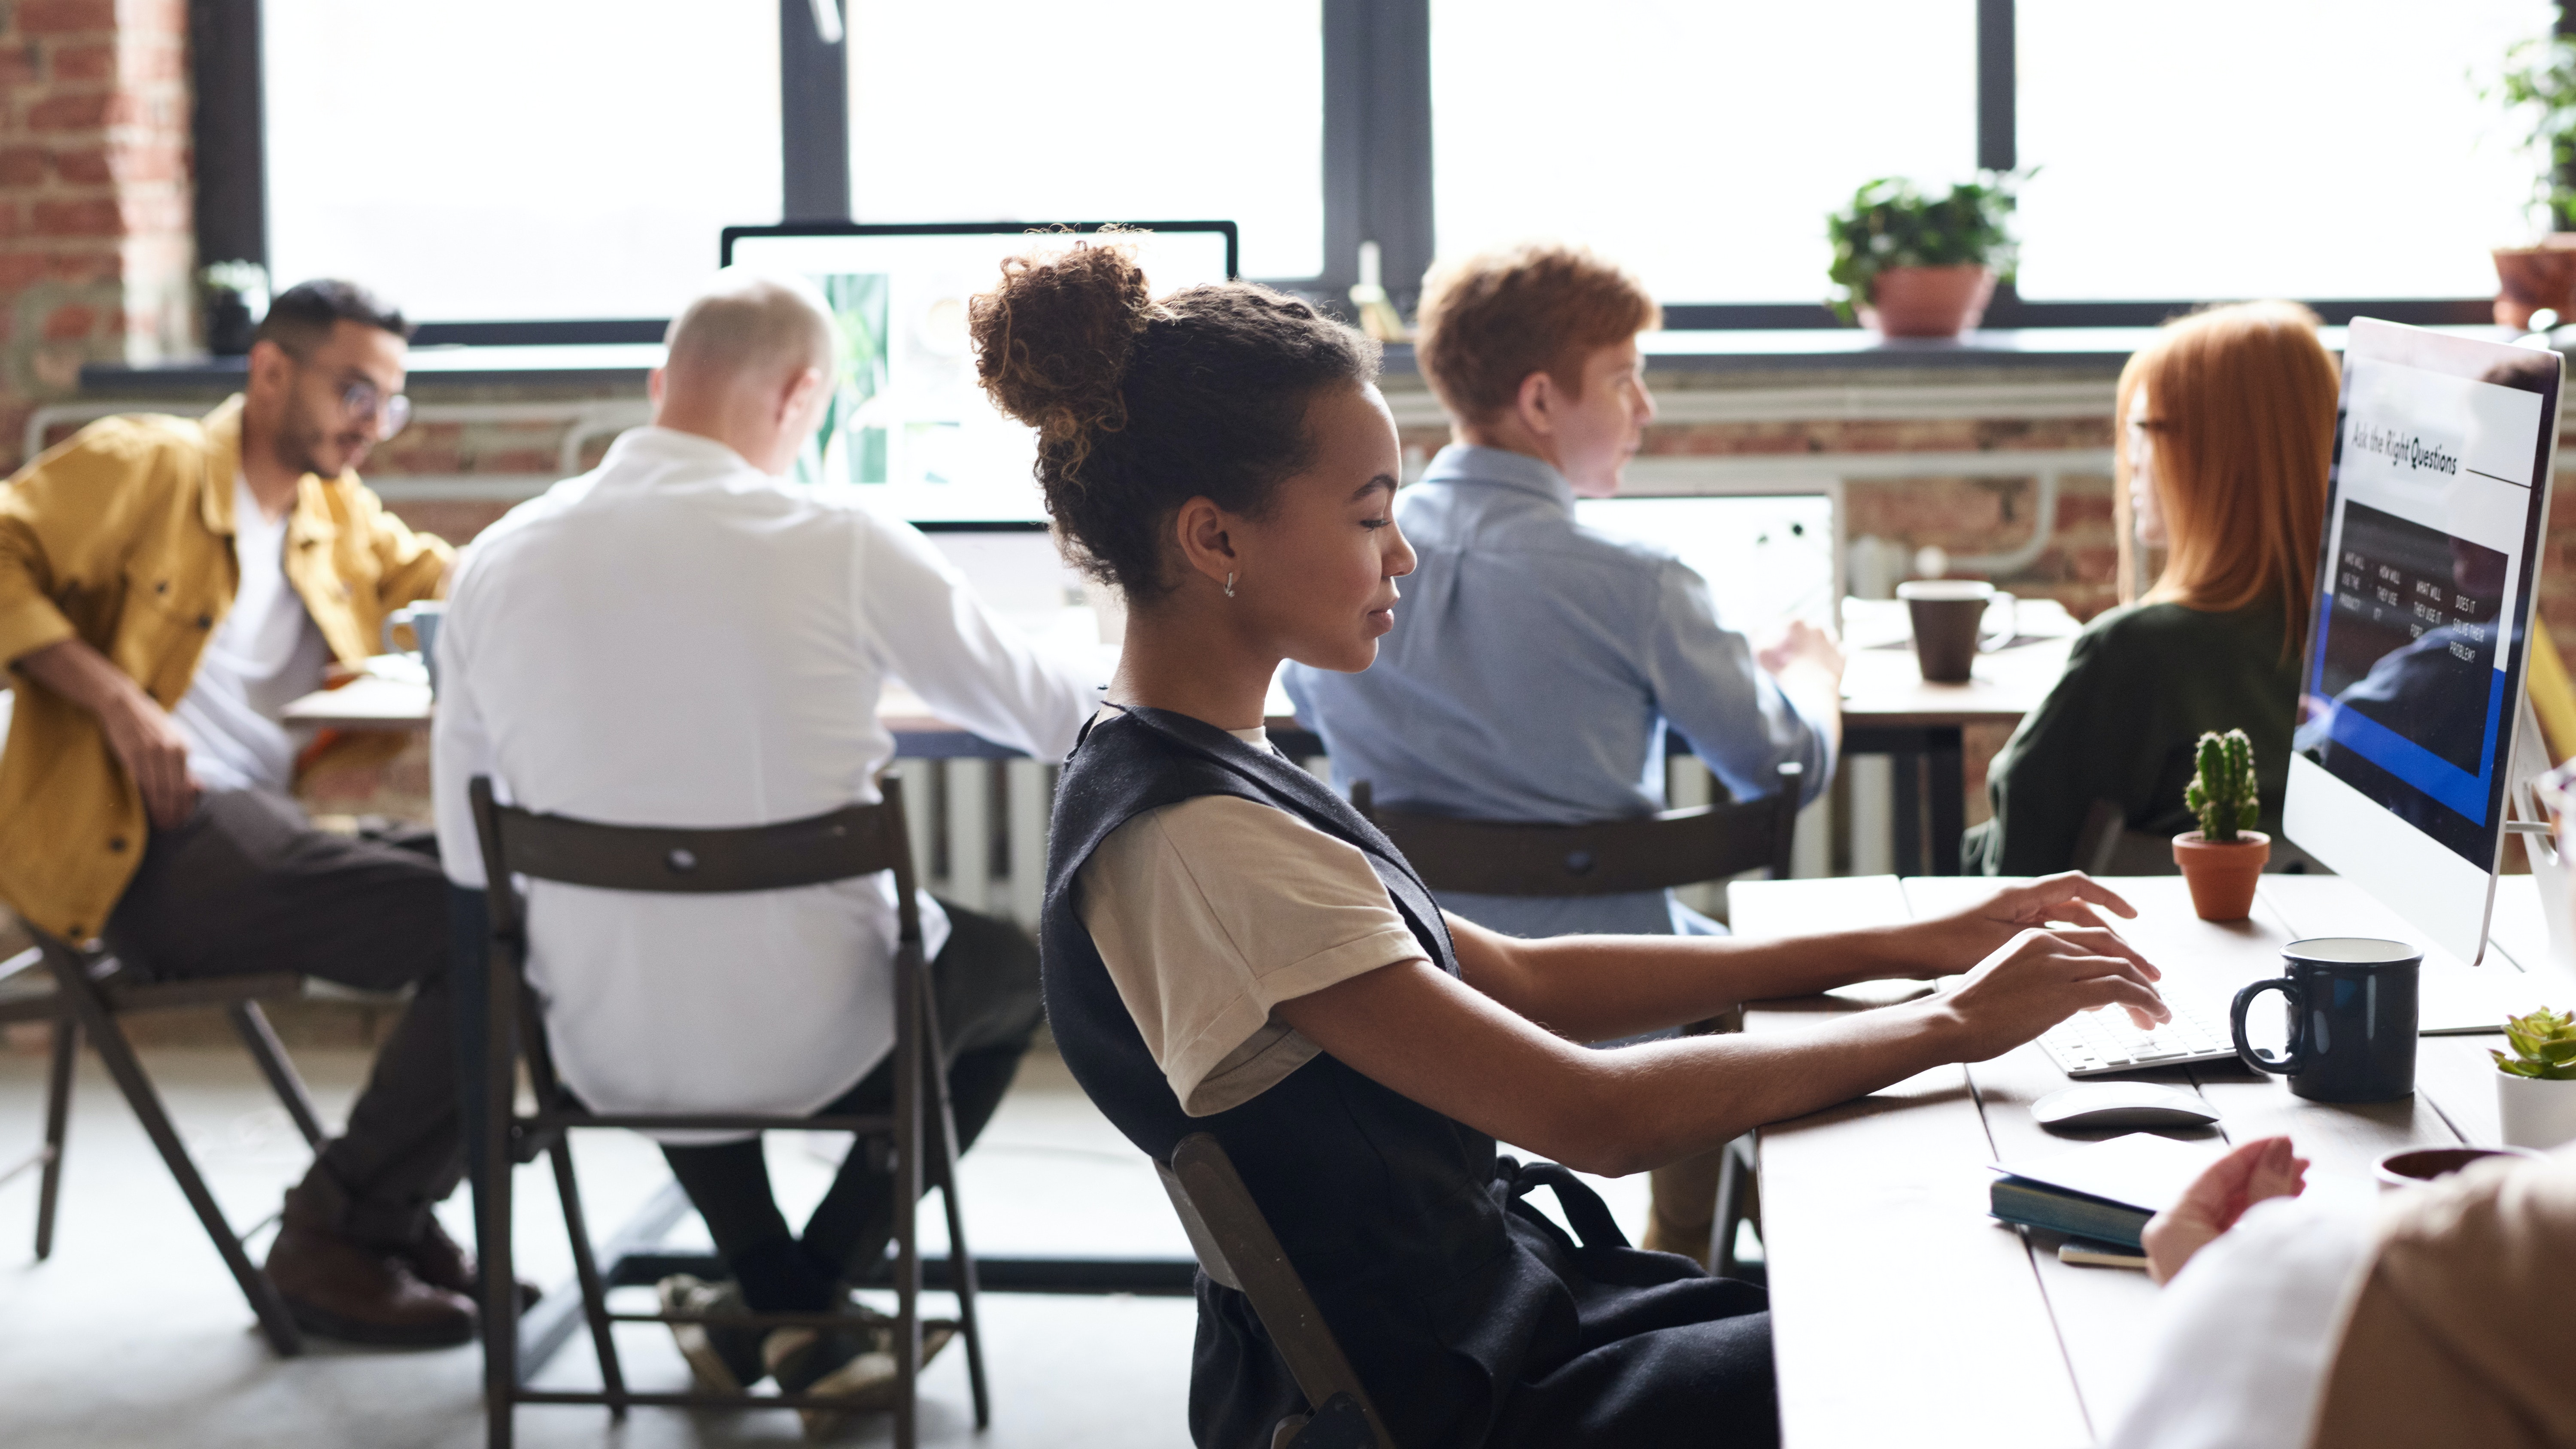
[2115, 301, 2339, 654]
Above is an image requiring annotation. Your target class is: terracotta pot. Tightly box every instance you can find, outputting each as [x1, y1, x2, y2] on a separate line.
[2491, 246, 2576, 329]
[1859, 264, 1997, 339]
[2173, 830, 2269, 922]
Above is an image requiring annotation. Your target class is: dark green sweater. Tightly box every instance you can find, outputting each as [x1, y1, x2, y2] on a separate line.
[1963, 601, 2302, 876]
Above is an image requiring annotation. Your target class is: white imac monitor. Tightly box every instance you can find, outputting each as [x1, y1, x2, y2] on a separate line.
[2284, 318, 2563, 965]
[719, 221, 1238, 525]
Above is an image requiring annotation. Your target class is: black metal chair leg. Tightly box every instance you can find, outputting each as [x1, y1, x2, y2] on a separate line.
[933, 1124, 990, 1428]
[546, 1137, 627, 1414]
[225, 1000, 328, 1148]
[57, 971, 303, 1355]
[1712, 1137, 1747, 1278]
[919, 968, 990, 1428]
[35, 1015, 76, 1260]
[893, 945, 923, 1449]
[483, 948, 520, 1449]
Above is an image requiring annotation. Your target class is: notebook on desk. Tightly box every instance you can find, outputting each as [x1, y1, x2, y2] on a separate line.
[1989, 1132, 2221, 1251]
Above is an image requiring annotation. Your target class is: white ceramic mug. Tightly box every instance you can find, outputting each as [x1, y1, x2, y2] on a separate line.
[384, 601, 446, 695]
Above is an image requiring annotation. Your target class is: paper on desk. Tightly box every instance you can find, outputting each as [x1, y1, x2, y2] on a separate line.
[356, 652, 428, 685]
[1990, 1131, 2221, 1213]
[2421, 963, 2570, 1035]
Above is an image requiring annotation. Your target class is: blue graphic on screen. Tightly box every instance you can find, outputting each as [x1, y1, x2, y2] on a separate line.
[2298, 500, 2509, 861]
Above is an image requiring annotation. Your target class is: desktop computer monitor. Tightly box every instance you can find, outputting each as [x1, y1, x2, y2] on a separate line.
[2284, 318, 2564, 965]
[719, 221, 1237, 526]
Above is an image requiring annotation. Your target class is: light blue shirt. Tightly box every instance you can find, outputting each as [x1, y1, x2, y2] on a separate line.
[1284, 444, 1832, 939]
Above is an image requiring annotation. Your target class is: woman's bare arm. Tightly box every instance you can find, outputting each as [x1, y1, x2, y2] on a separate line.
[1449, 872, 2157, 1045]
[1273, 909, 2165, 1177]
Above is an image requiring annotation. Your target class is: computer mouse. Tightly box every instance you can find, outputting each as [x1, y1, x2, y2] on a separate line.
[2032, 1082, 2221, 1132]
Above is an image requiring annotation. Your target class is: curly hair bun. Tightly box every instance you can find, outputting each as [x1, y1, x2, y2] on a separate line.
[967, 234, 1379, 605]
[969, 236, 1156, 459]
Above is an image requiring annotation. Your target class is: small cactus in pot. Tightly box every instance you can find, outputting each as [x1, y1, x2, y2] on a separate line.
[2175, 729, 2270, 920]
[2184, 730, 2260, 843]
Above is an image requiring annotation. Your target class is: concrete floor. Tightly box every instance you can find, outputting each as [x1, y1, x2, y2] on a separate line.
[0, 1038, 1653, 1448]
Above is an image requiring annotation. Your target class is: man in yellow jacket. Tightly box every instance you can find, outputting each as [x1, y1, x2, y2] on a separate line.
[0, 280, 477, 1346]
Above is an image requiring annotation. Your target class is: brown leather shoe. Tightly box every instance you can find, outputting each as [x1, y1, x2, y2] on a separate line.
[265, 1220, 477, 1348]
[401, 1218, 476, 1296]
[400, 1219, 540, 1312]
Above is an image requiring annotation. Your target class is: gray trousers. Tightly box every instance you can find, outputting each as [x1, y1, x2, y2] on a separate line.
[104, 788, 460, 1247]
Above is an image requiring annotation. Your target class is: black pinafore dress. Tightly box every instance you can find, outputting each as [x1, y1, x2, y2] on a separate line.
[1039, 707, 1778, 1449]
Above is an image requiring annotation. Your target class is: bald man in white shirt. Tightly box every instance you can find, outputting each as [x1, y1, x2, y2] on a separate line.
[434, 270, 1100, 1413]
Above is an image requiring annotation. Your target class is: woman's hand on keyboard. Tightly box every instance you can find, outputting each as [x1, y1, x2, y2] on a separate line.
[1909, 871, 2159, 983]
[1932, 924, 2172, 1061]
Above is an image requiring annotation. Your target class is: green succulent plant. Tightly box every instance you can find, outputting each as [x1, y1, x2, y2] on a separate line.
[2184, 729, 2260, 843]
[1824, 173, 2021, 325]
[2493, 1005, 2576, 1080]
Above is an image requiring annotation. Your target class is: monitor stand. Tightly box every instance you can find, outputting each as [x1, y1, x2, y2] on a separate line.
[2504, 690, 2576, 984]
[2383, 693, 2576, 1033]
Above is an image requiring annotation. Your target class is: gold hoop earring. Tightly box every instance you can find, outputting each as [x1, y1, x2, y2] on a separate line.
[1224, 571, 1236, 599]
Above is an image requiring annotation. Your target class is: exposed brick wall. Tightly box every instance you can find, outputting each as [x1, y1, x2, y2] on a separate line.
[0, 0, 196, 475]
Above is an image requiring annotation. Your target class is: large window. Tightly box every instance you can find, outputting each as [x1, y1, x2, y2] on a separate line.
[1431, 0, 1976, 304]
[846, 1, 1324, 281]
[2014, 0, 2555, 301]
[264, 0, 781, 323]
[237, 0, 2576, 328]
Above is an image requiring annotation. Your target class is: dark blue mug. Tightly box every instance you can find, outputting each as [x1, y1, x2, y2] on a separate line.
[2230, 936, 2421, 1103]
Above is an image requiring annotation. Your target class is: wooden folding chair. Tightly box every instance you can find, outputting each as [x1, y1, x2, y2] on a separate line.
[1156, 1132, 1388, 1449]
[467, 774, 987, 1449]
[1351, 760, 1805, 1279]
[0, 931, 327, 1355]
[1349, 760, 1802, 902]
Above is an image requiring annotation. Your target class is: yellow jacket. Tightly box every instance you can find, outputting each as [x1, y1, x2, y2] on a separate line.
[0, 397, 452, 941]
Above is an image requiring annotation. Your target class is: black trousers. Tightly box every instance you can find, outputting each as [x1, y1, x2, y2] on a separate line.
[104, 788, 461, 1247]
[659, 902, 1045, 1312]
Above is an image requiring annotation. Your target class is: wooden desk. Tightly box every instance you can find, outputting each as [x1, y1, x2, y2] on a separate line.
[1838, 598, 2077, 876]
[1732, 873, 2532, 1449]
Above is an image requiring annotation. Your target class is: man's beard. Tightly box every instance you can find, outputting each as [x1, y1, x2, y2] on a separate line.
[272, 411, 356, 479]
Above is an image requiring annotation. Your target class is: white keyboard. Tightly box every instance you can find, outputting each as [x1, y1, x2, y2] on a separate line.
[2038, 999, 2234, 1077]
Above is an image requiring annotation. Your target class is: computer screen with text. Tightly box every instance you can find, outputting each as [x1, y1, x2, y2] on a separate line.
[2295, 322, 2560, 870]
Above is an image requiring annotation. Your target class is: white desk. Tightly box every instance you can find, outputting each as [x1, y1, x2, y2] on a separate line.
[1731, 873, 2559, 1449]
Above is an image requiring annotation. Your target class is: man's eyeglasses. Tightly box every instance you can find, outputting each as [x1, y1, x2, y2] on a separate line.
[341, 380, 412, 441]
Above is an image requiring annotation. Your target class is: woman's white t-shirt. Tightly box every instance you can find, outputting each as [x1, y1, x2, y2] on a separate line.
[1074, 718, 1430, 1116]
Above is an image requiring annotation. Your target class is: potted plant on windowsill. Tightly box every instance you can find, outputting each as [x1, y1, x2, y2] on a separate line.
[2175, 729, 2269, 921]
[1826, 175, 2018, 339]
[2486, 35, 2576, 328]
[2494, 1006, 2576, 1150]
[199, 260, 268, 358]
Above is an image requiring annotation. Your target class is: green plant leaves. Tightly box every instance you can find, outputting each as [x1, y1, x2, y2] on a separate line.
[2496, 1006, 2576, 1079]
[1824, 173, 2022, 324]
[2491, 36, 2576, 231]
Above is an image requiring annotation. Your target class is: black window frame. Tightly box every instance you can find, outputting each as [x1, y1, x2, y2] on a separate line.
[197, 0, 2557, 340]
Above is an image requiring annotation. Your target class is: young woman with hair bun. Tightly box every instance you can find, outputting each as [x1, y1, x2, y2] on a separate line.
[980, 236, 2168, 1448]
